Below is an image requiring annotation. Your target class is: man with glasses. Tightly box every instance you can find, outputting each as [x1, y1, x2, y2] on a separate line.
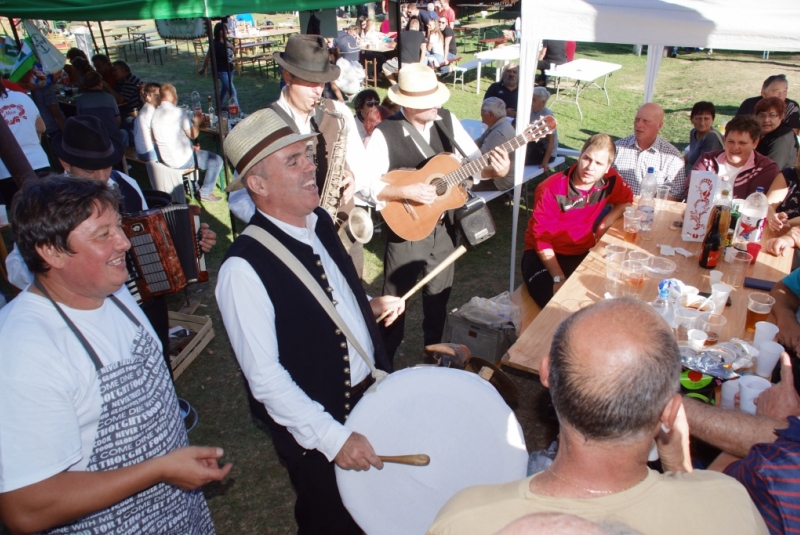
[737, 74, 800, 136]
[439, 18, 458, 64]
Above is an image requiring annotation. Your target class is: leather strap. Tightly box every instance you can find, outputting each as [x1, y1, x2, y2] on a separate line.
[241, 225, 386, 382]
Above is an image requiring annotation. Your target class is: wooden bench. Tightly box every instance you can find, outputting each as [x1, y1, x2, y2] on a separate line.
[472, 156, 566, 205]
[510, 283, 541, 336]
[449, 58, 493, 90]
[477, 37, 509, 51]
[145, 42, 179, 65]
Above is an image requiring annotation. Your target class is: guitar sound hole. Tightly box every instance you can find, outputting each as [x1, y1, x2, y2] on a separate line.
[431, 178, 448, 196]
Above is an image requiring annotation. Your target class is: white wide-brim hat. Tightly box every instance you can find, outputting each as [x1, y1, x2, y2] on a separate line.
[224, 108, 317, 192]
[387, 63, 451, 109]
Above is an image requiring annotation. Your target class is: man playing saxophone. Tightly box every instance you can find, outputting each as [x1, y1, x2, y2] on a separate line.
[267, 34, 380, 276]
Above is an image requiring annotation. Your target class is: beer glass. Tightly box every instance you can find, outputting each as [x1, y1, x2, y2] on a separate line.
[623, 212, 641, 244]
[746, 293, 775, 333]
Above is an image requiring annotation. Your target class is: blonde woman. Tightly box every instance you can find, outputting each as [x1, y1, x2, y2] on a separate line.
[425, 19, 444, 67]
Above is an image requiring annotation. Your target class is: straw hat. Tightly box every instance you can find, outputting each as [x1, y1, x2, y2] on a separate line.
[274, 34, 340, 84]
[223, 108, 317, 192]
[387, 63, 450, 109]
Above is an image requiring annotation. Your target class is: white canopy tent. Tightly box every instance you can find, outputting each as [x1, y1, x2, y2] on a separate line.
[507, 0, 800, 291]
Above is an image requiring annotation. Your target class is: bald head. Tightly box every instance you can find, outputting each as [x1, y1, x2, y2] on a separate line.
[633, 103, 665, 149]
[495, 513, 643, 535]
[547, 298, 680, 441]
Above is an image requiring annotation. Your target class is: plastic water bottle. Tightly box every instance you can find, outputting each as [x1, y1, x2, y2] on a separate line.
[734, 187, 768, 244]
[638, 167, 657, 240]
[649, 283, 674, 326]
[207, 95, 216, 128]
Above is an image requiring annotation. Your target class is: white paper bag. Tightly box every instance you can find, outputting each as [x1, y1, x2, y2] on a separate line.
[682, 170, 718, 242]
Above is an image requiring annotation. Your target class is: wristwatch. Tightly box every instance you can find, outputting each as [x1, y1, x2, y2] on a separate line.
[552, 275, 564, 283]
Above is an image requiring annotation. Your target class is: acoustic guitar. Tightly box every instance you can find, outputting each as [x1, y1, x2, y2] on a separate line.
[380, 115, 557, 241]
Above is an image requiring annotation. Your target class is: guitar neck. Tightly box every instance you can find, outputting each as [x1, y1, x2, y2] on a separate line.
[443, 132, 531, 189]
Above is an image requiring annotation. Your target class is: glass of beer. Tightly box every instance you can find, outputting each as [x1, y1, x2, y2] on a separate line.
[623, 211, 642, 243]
[699, 312, 726, 346]
[621, 259, 645, 298]
[746, 293, 775, 333]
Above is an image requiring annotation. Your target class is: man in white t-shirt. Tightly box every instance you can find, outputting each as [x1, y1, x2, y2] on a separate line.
[0, 176, 231, 534]
[151, 84, 224, 202]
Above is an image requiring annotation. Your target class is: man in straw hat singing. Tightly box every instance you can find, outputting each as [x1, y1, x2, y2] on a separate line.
[367, 63, 510, 362]
[265, 34, 380, 277]
[216, 108, 405, 533]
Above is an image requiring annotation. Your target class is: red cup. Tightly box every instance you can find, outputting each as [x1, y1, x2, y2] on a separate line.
[747, 242, 762, 264]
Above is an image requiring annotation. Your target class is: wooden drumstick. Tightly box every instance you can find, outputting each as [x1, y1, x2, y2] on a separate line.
[378, 454, 430, 466]
[376, 245, 468, 323]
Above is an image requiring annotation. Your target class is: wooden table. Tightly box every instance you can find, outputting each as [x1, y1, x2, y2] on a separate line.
[502, 201, 794, 375]
[545, 59, 622, 121]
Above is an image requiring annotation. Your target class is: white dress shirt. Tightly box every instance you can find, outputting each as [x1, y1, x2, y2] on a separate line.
[366, 109, 483, 197]
[216, 209, 375, 461]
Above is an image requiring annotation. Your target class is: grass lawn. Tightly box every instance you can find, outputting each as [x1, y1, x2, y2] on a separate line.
[2, 15, 799, 533]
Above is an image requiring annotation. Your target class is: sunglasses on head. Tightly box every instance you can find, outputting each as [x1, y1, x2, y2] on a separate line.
[365, 100, 380, 107]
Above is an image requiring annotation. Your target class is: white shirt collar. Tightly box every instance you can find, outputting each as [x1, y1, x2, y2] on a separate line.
[258, 208, 318, 244]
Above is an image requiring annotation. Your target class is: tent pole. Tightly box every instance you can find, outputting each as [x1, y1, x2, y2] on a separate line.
[86, 21, 100, 55]
[97, 21, 109, 57]
[9, 18, 22, 48]
[206, 17, 237, 237]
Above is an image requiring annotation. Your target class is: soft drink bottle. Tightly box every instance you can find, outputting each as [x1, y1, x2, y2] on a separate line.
[733, 187, 768, 244]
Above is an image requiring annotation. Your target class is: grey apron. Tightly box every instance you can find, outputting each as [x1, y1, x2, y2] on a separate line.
[35, 280, 214, 535]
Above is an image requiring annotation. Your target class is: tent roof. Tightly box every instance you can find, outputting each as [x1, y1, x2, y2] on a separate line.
[0, 0, 344, 22]
[533, 0, 800, 52]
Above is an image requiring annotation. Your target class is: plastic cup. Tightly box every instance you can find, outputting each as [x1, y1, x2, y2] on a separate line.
[605, 245, 627, 295]
[687, 329, 708, 351]
[623, 212, 642, 244]
[709, 270, 723, 286]
[674, 307, 701, 342]
[747, 242, 762, 265]
[753, 321, 780, 347]
[727, 251, 753, 289]
[628, 250, 650, 263]
[700, 312, 726, 346]
[739, 375, 772, 414]
[748, 294, 776, 334]
[621, 260, 645, 298]
[710, 283, 732, 312]
[720, 378, 739, 409]
[756, 341, 784, 379]
[0, 204, 7, 226]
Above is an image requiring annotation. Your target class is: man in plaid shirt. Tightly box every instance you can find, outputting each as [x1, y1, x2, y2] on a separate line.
[614, 103, 686, 201]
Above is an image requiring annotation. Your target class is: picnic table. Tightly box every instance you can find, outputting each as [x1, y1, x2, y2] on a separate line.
[473, 43, 519, 94]
[102, 21, 143, 41]
[545, 58, 622, 121]
[502, 201, 793, 376]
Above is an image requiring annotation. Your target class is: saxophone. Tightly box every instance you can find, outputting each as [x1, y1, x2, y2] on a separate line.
[317, 99, 374, 251]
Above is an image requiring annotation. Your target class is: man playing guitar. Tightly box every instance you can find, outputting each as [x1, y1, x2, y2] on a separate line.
[367, 63, 510, 363]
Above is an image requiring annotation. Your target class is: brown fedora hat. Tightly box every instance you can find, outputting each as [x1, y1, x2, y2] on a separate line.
[274, 34, 340, 84]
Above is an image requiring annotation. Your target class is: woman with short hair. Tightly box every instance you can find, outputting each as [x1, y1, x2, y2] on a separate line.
[686, 101, 724, 169]
[755, 97, 799, 170]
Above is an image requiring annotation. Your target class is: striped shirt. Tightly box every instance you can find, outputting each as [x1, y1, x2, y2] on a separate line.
[725, 416, 800, 535]
[116, 72, 142, 117]
[614, 135, 686, 200]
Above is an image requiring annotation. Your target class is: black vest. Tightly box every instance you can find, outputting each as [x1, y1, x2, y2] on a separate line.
[375, 109, 456, 171]
[223, 207, 391, 431]
[110, 171, 145, 214]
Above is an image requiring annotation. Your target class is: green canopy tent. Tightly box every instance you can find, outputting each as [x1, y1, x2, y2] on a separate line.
[0, 0, 350, 21]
